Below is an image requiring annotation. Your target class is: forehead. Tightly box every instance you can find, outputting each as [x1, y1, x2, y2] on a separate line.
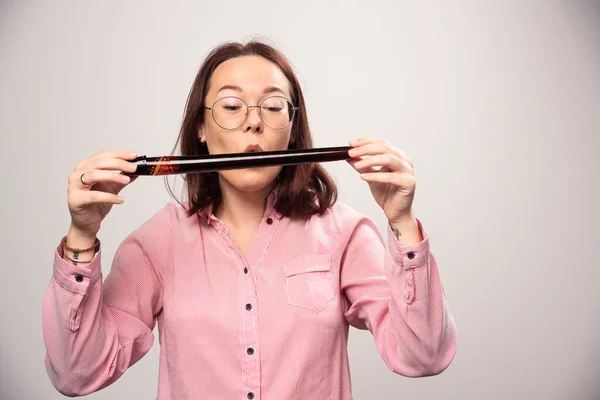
[208, 55, 291, 97]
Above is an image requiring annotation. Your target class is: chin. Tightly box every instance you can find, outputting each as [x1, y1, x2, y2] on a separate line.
[220, 168, 278, 192]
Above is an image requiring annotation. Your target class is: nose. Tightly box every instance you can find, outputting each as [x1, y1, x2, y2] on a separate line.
[243, 106, 263, 133]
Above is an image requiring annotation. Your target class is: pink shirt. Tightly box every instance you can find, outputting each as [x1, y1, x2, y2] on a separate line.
[43, 188, 457, 399]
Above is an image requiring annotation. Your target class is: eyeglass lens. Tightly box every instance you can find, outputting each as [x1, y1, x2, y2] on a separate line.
[211, 96, 294, 130]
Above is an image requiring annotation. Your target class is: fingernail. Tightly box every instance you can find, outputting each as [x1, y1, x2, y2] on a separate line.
[117, 196, 124, 202]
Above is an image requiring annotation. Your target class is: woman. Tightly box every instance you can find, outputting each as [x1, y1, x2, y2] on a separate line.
[43, 40, 457, 399]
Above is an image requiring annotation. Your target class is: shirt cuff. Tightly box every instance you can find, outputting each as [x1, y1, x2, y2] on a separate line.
[387, 217, 430, 270]
[53, 241, 102, 294]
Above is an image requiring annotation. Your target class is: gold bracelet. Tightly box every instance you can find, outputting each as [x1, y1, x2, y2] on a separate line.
[62, 236, 100, 253]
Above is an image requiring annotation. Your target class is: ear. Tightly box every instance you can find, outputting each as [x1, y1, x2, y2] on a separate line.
[197, 126, 206, 143]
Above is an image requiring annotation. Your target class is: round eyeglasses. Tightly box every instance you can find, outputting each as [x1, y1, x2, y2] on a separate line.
[202, 96, 298, 130]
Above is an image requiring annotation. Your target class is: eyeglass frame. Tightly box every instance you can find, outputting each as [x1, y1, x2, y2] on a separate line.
[202, 95, 299, 131]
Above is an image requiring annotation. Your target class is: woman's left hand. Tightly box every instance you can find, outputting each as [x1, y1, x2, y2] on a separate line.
[347, 137, 416, 224]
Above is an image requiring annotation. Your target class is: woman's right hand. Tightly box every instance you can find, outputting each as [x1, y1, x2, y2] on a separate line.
[67, 150, 139, 238]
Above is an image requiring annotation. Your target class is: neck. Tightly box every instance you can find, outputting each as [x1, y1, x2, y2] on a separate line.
[215, 180, 277, 230]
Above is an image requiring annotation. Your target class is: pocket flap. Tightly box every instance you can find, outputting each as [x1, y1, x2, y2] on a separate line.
[283, 253, 332, 277]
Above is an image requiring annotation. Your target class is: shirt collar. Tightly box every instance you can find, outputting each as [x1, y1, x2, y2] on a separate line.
[198, 185, 282, 225]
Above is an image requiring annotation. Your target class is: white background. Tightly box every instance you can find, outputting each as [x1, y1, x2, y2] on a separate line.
[1, 1, 599, 399]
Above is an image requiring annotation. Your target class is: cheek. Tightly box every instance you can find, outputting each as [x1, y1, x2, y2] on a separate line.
[205, 132, 235, 154]
[271, 128, 293, 149]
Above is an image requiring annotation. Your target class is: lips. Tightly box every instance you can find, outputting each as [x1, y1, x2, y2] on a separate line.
[244, 144, 264, 153]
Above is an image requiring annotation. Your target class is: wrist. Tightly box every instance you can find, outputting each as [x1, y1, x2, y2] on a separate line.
[389, 212, 422, 244]
[389, 210, 416, 227]
[67, 225, 98, 247]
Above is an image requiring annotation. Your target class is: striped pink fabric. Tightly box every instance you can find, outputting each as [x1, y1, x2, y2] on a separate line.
[43, 188, 457, 399]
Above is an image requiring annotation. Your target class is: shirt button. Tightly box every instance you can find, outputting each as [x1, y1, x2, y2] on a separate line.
[247, 347, 254, 355]
[266, 217, 273, 225]
[407, 251, 415, 259]
[244, 267, 248, 274]
[247, 392, 254, 399]
[246, 303, 252, 311]
[75, 275, 84, 282]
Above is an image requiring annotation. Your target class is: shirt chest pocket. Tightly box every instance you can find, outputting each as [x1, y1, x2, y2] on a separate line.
[283, 253, 335, 312]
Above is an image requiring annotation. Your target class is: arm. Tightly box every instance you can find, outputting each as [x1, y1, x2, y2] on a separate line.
[337, 206, 457, 377]
[389, 211, 422, 245]
[42, 207, 169, 396]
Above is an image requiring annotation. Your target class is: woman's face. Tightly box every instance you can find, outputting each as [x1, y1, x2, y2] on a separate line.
[200, 55, 294, 193]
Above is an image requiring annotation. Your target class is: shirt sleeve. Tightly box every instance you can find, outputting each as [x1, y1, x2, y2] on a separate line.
[335, 204, 457, 377]
[42, 206, 170, 396]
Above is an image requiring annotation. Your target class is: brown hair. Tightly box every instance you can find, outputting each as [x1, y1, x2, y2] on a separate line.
[166, 39, 338, 219]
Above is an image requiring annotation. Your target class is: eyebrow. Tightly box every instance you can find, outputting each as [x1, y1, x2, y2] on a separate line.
[216, 85, 287, 95]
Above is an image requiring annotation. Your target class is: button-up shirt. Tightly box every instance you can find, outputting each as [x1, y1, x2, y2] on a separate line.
[43, 188, 457, 399]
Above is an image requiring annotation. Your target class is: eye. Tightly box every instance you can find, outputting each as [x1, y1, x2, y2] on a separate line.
[261, 97, 289, 113]
[216, 97, 245, 113]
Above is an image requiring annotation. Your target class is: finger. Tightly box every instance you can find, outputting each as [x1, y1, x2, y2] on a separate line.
[73, 190, 125, 206]
[75, 150, 135, 171]
[73, 170, 133, 188]
[349, 137, 387, 147]
[80, 157, 138, 174]
[360, 172, 415, 188]
[74, 150, 138, 171]
[355, 154, 413, 173]
[345, 158, 379, 174]
[348, 142, 404, 160]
